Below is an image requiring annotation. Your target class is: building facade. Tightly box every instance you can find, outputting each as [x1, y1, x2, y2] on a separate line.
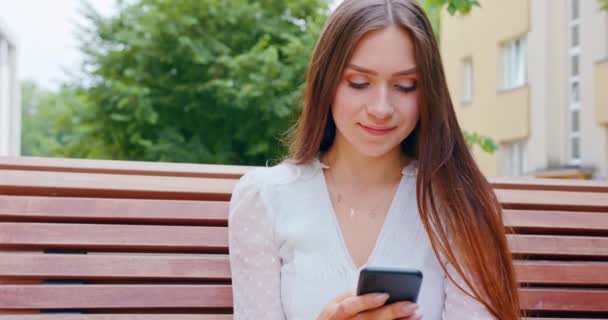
[0, 19, 20, 156]
[441, 0, 608, 179]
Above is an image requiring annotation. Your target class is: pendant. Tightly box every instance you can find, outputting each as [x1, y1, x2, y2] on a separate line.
[349, 208, 356, 218]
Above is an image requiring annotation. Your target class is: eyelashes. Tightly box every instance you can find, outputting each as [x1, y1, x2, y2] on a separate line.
[395, 83, 417, 92]
[348, 81, 369, 89]
[347, 81, 417, 93]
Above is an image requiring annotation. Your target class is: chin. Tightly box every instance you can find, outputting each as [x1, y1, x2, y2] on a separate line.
[352, 142, 401, 158]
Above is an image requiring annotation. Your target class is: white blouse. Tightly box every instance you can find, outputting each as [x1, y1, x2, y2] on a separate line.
[228, 157, 495, 320]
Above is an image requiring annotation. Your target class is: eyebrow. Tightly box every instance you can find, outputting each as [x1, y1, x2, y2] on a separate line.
[346, 64, 417, 76]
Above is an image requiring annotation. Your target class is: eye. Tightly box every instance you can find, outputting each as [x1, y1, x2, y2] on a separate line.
[395, 81, 417, 93]
[348, 81, 369, 89]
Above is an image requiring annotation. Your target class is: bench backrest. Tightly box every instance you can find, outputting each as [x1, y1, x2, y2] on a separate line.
[0, 156, 607, 319]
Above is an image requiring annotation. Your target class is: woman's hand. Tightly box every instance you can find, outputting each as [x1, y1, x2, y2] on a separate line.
[317, 290, 422, 320]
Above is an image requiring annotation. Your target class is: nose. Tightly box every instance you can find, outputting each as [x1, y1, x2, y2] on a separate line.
[366, 85, 394, 120]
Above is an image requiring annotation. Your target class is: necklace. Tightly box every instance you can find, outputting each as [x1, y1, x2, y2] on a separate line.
[325, 167, 401, 219]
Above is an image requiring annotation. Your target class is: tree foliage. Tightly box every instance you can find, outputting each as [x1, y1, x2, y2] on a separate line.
[424, 0, 480, 15]
[21, 81, 90, 157]
[68, 0, 327, 165]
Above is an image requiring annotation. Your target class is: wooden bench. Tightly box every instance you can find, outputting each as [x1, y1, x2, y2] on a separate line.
[0, 156, 607, 319]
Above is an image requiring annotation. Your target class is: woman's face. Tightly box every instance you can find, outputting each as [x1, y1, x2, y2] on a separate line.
[331, 25, 420, 158]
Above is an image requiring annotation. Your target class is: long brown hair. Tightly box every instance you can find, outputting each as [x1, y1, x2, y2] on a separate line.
[286, 0, 521, 318]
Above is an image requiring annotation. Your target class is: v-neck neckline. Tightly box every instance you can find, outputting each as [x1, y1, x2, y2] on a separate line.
[319, 166, 406, 273]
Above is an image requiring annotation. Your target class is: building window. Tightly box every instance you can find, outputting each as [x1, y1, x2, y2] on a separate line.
[461, 58, 473, 104]
[568, 0, 581, 164]
[570, 135, 581, 161]
[0, 38, 7, 66]
[571, 0, 579, 21]
[500, 37, 527, 90]
[570, 81, 580, 103]
[502, 140, 527, 177]
[571, 54, 580, 77]
[568, 103, 581, 163]
[571, 24, 580, 47]
[571, 109, 580, 133]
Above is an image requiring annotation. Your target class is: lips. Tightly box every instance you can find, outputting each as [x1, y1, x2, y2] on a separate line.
[359, 123, 396, 136]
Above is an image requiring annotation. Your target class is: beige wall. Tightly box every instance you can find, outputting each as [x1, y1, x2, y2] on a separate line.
[441, 0, 530, 176]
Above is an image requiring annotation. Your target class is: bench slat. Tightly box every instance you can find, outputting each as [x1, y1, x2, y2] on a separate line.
[2, 286, 606, 312]
[0, 196, 228, 225]
[6, 253, 608, 286]
[0, 170, 236, 201]
[491, 177, 608, 193]
[504, 209, 608, 235]
[508, 234, 608, 258]
[0, 253, 230, 280]
[0, 155, 251, 179]
[0, 223, 227, 253]
[3, 254, 607, 286]
[496, 189, 608, 212]
[520, 288, 608, 312]
[4, 223, 607, 257]
[0, 285, 232, 309]
[5, 197, 608, 234]
[514, 261, 608, 285]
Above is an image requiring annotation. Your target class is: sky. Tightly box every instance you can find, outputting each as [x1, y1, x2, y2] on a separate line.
[0, 0, 342, 92]
[0, 0, 117, 91]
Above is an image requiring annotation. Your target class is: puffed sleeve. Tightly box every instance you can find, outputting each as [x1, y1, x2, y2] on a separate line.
[442, 261, 495, 319]
[228, 170, 286, 320]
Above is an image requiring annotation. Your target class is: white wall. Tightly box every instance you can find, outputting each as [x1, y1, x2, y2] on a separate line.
[0, 21, 20, 156]
[581, 1, 608, 178]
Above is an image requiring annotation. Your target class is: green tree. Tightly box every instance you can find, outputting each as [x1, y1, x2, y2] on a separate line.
[423, 0, 480, 15]
[600, 0, 608, 11]
[69, 0, 327, 165]
[21, 81, 90, 157]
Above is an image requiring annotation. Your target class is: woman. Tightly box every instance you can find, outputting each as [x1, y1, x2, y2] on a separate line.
[228, 0, 521, 319]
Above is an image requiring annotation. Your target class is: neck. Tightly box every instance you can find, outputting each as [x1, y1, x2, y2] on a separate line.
[320, 134, 409, 187]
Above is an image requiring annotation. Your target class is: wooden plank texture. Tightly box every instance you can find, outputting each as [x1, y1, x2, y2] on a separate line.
[0, 253, 230, 280]
[0, 196, 228, 225]
[520, 288, 608, 312]
[0, 285, 232, 309]
[0, 170, 236, 201]
[0, 156, 251, 179]
[0, 223, 228, 252]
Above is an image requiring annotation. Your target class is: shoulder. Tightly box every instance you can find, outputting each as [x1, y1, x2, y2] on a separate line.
[229, 159, 320, 222]
[236, 158, 321, 192]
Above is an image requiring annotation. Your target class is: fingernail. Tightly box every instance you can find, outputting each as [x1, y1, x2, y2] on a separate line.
[374, 293, 389, 303]
[401, 303, 418, 313]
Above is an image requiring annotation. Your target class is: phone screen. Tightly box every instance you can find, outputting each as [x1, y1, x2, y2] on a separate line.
[356, 266, 423, 304]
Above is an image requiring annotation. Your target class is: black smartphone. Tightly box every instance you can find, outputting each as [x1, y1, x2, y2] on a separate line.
[356, 266, 423, 305]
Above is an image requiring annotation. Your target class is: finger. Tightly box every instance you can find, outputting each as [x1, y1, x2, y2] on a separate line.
[366, 301, 418, 319]
[331, 290, 355, 303]
[333, 293, 390, 318]
[317, 290, 361, 320]
[318, 292, 351, 320]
